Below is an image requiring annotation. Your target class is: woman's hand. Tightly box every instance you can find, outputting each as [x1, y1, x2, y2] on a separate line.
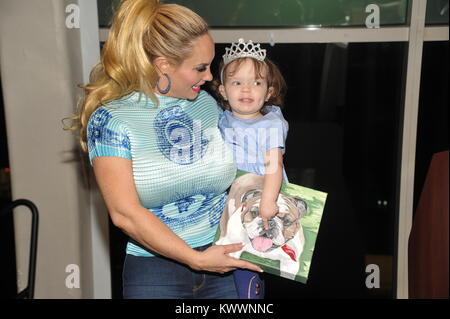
[259, 199, 279, 230]
[190, 243, 263, 274]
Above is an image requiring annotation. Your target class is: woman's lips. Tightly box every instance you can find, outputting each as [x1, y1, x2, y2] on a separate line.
[192, 82, 205, 93]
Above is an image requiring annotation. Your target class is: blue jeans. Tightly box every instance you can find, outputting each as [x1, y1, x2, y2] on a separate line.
[122, 244, 238, 299]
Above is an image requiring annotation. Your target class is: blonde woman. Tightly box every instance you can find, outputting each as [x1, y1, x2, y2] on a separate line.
[67, 0, 261, 299]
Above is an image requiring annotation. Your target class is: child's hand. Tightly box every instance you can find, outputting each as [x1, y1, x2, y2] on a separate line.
[259, 200, 279, 230]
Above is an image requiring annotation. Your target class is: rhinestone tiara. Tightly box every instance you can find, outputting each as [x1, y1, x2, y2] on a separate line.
[222, 38, 266, 66]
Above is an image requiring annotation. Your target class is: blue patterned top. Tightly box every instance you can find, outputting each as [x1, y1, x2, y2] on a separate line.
[87, 91, 237, 257]
[218, 106, 289, 181]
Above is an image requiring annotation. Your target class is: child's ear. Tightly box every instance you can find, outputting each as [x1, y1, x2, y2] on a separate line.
[265, 86, 274, 102]
[219, 84, 228, 101]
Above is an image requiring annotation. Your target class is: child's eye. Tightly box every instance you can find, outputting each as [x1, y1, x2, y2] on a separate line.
[253, 81, 262, 86]
[231, 81, 241, 85]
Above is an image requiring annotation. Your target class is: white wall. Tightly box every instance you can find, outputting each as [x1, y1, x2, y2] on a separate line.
[0, 0, 110, 298]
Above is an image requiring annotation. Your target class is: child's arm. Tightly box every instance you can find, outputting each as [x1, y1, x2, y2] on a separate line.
[259, 147, 284, 230]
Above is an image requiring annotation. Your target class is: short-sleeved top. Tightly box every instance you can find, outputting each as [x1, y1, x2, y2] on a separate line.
[87, 90, 237, 257]
[218, 106, 289, 182]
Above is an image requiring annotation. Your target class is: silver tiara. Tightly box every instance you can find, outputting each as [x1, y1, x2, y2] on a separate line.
[222, 38, 266, 66]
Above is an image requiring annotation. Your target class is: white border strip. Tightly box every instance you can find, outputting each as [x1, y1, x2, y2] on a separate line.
[99, 27, 109, 43]
[99, 26, 410, 43]
[101, 25, 448, 43]
[80, 0, 111, 299]
[210, 27, 410, 43]
[396, 0, 427, 300]
[424, 26, 449, 41]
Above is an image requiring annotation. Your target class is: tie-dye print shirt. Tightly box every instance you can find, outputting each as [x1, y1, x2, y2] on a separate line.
[87, 91, 236, 257]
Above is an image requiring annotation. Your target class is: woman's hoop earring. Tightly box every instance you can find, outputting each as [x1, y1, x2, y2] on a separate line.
[156, 73, 171, 94]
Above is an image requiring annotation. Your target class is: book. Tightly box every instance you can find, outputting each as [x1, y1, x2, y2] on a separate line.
[214, 170, 327, 283]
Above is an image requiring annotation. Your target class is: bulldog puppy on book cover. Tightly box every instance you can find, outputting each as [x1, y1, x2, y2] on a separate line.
[216, 172, 308, 280]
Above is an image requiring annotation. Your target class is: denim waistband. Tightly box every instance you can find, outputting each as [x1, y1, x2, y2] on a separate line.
[128, 237, 212, 255]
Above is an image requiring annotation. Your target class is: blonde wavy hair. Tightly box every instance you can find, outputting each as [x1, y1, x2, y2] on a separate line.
[64, 0, 209, 151]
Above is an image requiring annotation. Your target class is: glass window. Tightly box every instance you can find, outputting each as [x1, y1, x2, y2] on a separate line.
[426, 0, 449, 25]
[205, 42, 406, 298]
[97, 0, 120, 27]
[98, 0, 409, 28]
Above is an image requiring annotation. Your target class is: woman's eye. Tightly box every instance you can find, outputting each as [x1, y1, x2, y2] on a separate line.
[196, 67, 207, 72]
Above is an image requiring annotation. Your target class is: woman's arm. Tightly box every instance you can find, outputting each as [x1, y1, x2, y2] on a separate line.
[92, 156, 262, 274]
[259, 148, 284, 230]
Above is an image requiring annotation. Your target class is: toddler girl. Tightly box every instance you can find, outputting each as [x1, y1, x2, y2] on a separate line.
[213, 38, 288, 299]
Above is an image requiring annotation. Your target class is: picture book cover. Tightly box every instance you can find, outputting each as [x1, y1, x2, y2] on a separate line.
[214, 170, 327, 283]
